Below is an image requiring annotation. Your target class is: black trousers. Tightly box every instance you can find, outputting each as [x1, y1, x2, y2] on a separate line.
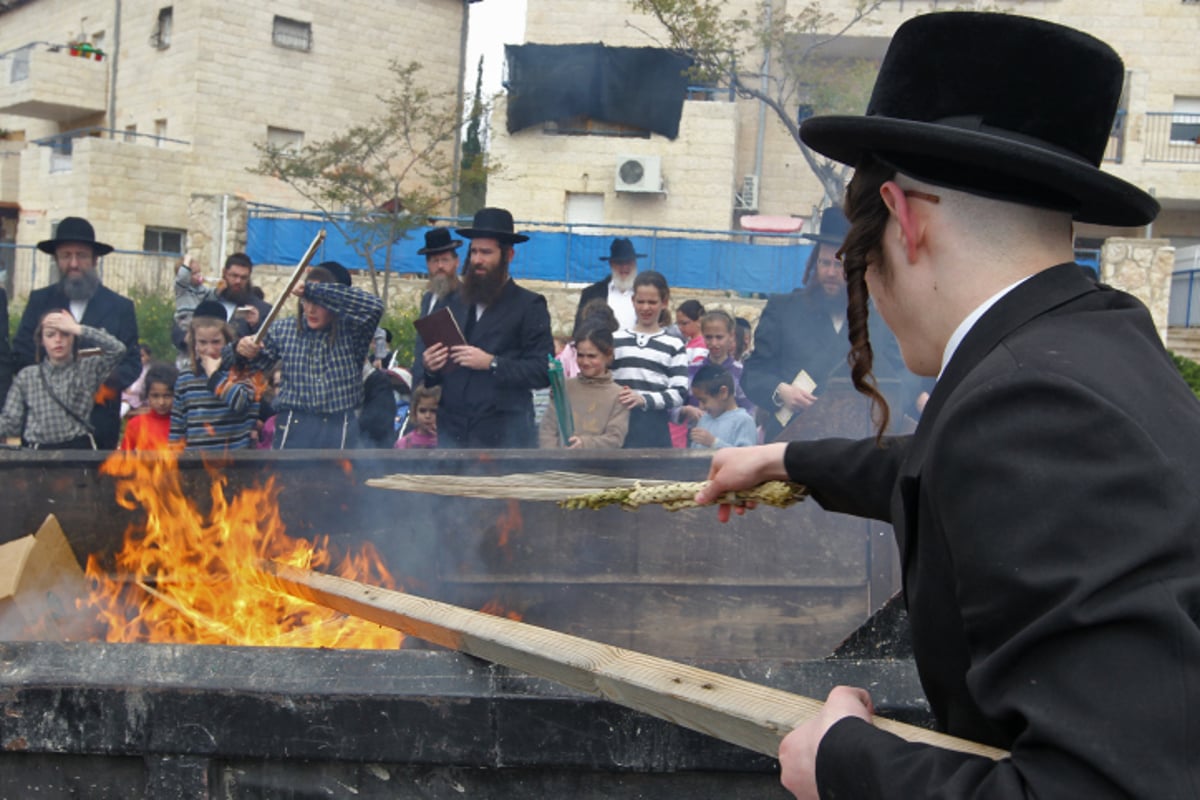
[439, 408, 535, 449]
[622, 407, 672, 448]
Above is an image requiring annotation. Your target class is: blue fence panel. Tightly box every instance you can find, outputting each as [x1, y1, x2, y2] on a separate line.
[1170, 269, 1200, 327]
[247, 214, 816, 296]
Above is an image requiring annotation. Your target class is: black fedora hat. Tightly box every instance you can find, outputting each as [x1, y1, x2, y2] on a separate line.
[600, 238, 646, 262]
[37, 216, 114, 257]
[417, 227, 462, 255]
[799, 13, 1158, 227]
[801, 207, 850, 246]
[314, 261, 352, 286]
[455, 207, 529, 244]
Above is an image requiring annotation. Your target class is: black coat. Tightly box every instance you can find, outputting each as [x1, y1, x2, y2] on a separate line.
[785, 264, 1200, 798]
[574, 276, 611, 333]
[425, 280, 553, 448]
[15, 283, 140, 449]
[0, 288, 13, 407]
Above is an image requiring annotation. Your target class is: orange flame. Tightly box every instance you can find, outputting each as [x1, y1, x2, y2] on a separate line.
[84, 449, 402, 649]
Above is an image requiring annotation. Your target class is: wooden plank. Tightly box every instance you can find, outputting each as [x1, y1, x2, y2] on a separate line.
[260, 561, 1009, 762]
[252, 229, 326, 345]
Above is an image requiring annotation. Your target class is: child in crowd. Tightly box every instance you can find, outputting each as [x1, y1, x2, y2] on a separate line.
[234, 261, 383, 449]
[395, 384, 440, 449]
[0, 310, 126, 449]
[255, 365, 283, 450]
[120, 343, 153, 418]
[559, 298, 620, 379]
[734, 316, 753, 360]
[612, 271, 688, 448]
[170, 301, 259, 451]
[119, 362, 178, 451]
[539, 322, 629, 449]
[674, 299, 709, 365]
[688, 362, 757, 449]
[678, 309, 754, 426]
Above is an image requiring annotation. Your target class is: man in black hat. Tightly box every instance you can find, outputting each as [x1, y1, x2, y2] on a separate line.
[173, 252, 271, 361]
[574, 237, 644, 333]
[411, 227, 462, 387]
[421, 207, 553, 448]
[698, 12, 1199, 799]
[14, 216, 140, 449]
[742, 207, 908, 441]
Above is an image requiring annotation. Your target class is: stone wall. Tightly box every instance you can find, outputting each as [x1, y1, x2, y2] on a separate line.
[1102, 237, 1175, 342]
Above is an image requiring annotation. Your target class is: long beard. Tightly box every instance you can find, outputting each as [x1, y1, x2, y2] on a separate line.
[463, 260, 509, 306]
[220, 284, 252, 304]
[610, 271, 636, 293]
[426, 273, 458, 300]
[61, 268, 100, 302]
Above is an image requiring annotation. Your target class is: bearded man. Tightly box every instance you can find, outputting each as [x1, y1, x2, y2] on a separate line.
[574, 237, 643, 332]
[15, 217, 140, 449]
[410, 227, 462, 387]
[421, 207, 552, 448]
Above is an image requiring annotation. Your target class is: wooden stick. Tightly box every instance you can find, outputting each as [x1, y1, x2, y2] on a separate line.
[252, 229, 327, 345]
[260, 561, 1009, 761]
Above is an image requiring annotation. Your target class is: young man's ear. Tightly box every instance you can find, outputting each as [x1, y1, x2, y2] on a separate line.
[879, 181, 926, 263]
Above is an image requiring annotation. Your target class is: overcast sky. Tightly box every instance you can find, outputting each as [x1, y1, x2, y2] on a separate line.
[465, 0, 528, 98]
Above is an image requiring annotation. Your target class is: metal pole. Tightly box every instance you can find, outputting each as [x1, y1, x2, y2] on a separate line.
[107, 0, 121, 139]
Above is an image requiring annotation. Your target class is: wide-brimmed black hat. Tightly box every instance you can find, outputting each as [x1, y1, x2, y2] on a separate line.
[314, 261, 352, 286]
[192, 300, 229, 322]
[799, 13, 1159, 227]
[455, 207, 529, 244]
[801, 207, 850, 246]
[600, 238, 646, 262]
[37, 216, 114, 256]
[417, 227, 462, 255]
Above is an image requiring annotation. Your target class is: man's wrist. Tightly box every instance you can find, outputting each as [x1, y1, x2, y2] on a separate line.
[489, 355, 499, 372]
[772, 383, 786, 408]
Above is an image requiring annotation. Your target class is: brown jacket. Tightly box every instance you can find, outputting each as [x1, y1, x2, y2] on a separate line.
[538, 371, 629, 449]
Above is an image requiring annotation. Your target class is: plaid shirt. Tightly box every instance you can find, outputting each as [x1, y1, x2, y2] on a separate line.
[242, 282, 383, 415]
[0, 326, 125, 445]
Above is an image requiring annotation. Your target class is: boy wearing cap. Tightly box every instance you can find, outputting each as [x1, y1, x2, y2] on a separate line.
[699, 12, 1199, 799]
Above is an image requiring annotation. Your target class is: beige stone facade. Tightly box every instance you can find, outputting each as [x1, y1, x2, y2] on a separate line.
[0, 0, 468, 291]
[491, 0, 1200, 249]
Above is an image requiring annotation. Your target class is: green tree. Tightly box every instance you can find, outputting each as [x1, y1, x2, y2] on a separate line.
[630, 0, 884, 205]
[459, 56, 488, 217]
[252, 60, 479, 305]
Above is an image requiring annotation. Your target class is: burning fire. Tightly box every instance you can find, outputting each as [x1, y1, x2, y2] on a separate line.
[85, 447, 402, 649]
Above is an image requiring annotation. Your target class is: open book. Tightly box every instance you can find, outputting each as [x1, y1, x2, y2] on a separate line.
[774, 369, 817, 428]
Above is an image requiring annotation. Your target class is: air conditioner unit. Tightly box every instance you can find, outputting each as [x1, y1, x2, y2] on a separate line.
[734, 174, 759, 211]
[615, 155, 663, 193]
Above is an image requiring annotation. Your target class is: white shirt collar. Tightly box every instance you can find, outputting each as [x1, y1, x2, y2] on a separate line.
[939, 275, 1031, 378]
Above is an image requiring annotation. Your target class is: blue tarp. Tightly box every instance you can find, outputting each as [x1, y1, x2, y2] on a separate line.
[247, 217, 815, 296]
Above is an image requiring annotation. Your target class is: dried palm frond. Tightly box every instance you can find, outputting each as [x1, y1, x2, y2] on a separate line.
[366, 471, 807, 513]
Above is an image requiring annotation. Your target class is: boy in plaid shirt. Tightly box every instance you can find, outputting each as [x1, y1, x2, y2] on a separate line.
[233, 262, 382, 449]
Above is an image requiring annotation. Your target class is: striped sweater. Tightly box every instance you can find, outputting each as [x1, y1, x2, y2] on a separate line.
[611, 328, 689, 411]
[169, 368, 259, 451]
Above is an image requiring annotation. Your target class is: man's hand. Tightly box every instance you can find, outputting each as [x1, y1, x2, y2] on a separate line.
[776, 382, 817, 411]
[449, 344, 492, 371]
[779, 686, 874, 800]
[235, 336, 262, 360]
[695, 442, 789, 521]
[423, 342, 449, 373]
[240, 306, 261, 329]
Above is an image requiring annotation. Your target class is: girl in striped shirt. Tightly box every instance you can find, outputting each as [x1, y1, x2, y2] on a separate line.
[170, 302, 258, 451]
[611, 271, 688, 448]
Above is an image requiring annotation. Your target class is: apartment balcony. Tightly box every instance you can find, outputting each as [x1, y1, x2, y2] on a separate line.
[1143, 112, 1200, 164]
[0, 141, 21, 204]
[0, 43, 108, 123]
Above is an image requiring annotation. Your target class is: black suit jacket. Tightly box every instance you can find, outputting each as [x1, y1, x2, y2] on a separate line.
[742, 289, 911, 440]
[574, 276, 611, 333]
[785, 264, 1200, 798]
[425, 280, 553, 448]
[15, 283, 141, 449]
[0, 288, 13, 406]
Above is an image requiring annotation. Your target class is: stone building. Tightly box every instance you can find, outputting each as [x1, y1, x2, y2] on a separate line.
[0, 0, 473, 286]
[487, 0, 1200, 251]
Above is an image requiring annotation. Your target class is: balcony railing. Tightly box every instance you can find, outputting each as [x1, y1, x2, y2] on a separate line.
[32, 126, 190, 173]
[1104, 108, 1126, 163]
[1144, 112, 1200, 163]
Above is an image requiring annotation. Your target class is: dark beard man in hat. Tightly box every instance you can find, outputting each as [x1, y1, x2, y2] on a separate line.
[420, 207, 553, 448]
[14, 217, 141, 449]
[743, 207, 911, 442]
[696, 13, 1199, 800]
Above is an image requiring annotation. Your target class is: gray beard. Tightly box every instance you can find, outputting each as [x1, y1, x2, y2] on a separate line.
[611, 272, 636, 293]
[61, 269, 100, 302]
[426, 273, 459, 300]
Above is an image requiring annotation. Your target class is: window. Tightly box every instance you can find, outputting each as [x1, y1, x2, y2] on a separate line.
[154, 118, 168, 146]
[123, 124, 137, 143]
[543, 115, 650, 139]
[266, 126, 304, 155]
[143, 226, 186, 255]
[1170, 97, 1200, 144]
[152, 7, 173, 49]
[272, 16, 311, 52]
